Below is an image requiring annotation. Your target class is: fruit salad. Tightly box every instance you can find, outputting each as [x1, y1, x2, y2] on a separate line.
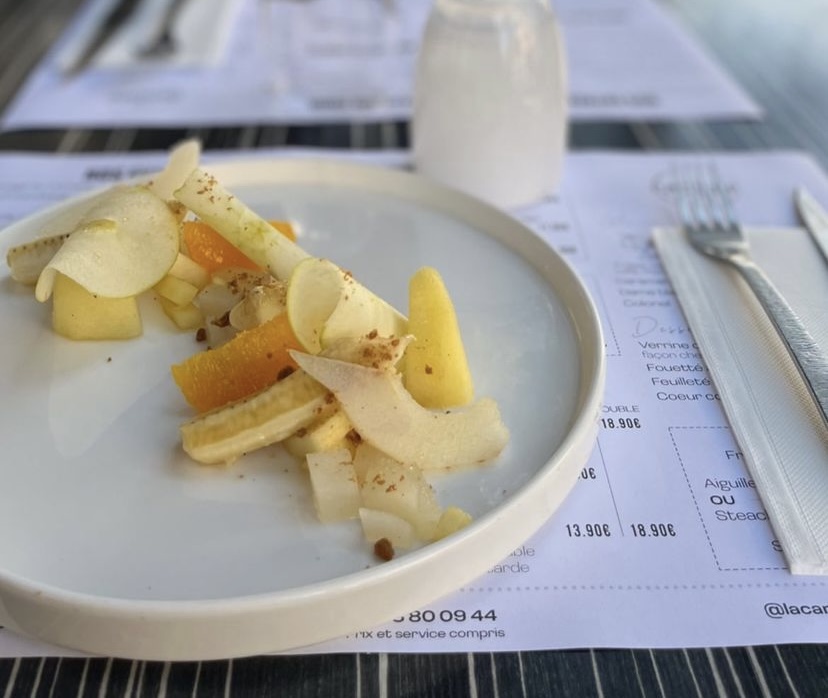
[4, 141, 510, 560]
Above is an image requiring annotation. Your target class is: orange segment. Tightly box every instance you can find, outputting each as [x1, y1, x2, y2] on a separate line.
[269, 220, 297, 242]
[172, 312, 303, 413]
[182, 221, 259, 272]
[182, 220, 296, 274]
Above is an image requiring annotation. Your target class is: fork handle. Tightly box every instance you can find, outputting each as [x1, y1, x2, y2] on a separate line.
[734, 257, 828, 427]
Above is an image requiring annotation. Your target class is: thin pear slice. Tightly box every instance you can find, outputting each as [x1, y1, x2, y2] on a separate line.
[173, 167, 310, 281]
[291, 352, 509, 470]
[35, 186, 180, 302]
[307, 449, 361, 523]
[320, 333, 411, 369]
[287, 257, 407, 353]
[147, 139, 201, 201]
[357, 444, 442, 540]
[285, 258, 342, 352]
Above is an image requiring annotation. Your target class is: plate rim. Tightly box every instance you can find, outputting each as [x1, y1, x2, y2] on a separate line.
[0, 157, 605, 660]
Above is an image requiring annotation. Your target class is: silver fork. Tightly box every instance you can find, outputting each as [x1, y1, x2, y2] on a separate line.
[677, 163, 828, 429]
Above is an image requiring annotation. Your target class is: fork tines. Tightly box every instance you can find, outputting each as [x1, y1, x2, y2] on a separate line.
[674, 162, 738, 233]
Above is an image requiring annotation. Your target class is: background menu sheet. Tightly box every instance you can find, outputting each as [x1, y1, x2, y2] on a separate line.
[0, 0, 760, 129]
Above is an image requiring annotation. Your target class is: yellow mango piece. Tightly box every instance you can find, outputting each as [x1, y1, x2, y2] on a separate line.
[403, 267, 473, 408]
[432, 506, 473, 541]
[52, 273, 142, 340]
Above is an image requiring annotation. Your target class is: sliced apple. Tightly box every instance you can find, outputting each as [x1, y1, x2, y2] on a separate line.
[404, 267, 474, 408]
[284, 258, 342, 352]
[173, 167, 310, 281]
[8, 140, 197, 288]
[286, 257, 407, 353]
[35, 186, 180, 302]
[6, 140, 194, 284]
[291, 352, 509, 470]
[6, 183, 131, 286]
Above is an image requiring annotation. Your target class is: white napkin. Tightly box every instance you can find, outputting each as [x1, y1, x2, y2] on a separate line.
[63, 0, 243, 71]
[654, 226, 828, 575]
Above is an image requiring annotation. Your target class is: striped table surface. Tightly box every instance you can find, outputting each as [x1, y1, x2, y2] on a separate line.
[1, 0, 828, 696]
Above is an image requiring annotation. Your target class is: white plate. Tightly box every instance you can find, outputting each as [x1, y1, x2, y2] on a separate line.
[0, 159, 604, 660]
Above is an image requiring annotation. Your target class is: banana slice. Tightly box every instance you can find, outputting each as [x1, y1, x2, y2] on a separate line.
[6, 233, 70, 285]
[181, 370, 331, 465]
[181, 334, 412, 465]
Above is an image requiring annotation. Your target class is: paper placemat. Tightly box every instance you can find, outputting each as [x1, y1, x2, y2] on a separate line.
[654, 226, 828, 575]
[7, 150, 828, 659]
[1, 0, 760, 129]
[58, 0, 243, 71]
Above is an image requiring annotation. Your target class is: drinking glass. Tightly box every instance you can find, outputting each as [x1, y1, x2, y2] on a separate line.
[413, 0, 568, 208]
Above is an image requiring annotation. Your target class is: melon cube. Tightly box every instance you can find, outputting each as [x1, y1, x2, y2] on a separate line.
[52, 272, 142, 340]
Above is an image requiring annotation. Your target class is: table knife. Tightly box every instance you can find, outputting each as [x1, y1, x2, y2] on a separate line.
[795, 187, 828, 266]
[63, 0, 144, 77]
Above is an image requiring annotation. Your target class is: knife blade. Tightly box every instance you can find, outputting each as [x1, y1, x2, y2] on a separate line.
[63, 0, 144, 77]
[795, 187, 828, 266]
